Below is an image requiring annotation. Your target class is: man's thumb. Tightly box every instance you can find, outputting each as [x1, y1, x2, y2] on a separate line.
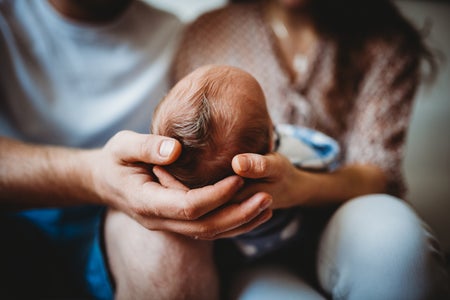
[108, 131, 182, 165]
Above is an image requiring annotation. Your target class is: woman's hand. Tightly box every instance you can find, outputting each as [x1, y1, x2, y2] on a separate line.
[87, 130, 273, 240]
[232, 152, 388, 209]
[231, 152, 314, 209]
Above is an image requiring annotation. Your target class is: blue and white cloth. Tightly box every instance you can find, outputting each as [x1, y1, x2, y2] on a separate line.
[233, 124, 340, 259]
[275, 124, 340, 171]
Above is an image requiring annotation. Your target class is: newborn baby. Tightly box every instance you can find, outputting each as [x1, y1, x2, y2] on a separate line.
[152, 65, 339, 258]
[152, 65, 273, 188]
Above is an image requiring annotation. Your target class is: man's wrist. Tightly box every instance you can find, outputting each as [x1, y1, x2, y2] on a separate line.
[74, 148, 108, 206]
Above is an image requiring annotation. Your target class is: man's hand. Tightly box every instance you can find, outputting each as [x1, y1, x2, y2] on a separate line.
[0, 133, 272, 239]
[88, 131, 273, 240]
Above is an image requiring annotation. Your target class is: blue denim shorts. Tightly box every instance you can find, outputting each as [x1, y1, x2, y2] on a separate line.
[0, 206, 114, 299]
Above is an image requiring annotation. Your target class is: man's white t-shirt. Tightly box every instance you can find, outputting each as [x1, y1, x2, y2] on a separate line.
[0, 0, 183, 147]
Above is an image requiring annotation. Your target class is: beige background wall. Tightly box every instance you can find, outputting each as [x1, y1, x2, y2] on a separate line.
[398, 1, 450, 252]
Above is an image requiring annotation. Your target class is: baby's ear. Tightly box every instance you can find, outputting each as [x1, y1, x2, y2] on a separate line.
[153, 166, 189, 191]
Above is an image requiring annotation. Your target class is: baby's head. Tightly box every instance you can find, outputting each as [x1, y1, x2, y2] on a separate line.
[151, 65, 272, 188]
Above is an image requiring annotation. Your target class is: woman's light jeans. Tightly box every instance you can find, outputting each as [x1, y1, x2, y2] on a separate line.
[231, 194, 449, 300]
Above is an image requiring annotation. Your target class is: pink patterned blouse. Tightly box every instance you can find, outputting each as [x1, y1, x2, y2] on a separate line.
[173, 3, 421, 198]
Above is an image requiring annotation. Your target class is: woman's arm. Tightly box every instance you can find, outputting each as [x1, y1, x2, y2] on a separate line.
[233, 37, 422, 208]
[0, 132, 272, 239]
[232, 152, 386, 209]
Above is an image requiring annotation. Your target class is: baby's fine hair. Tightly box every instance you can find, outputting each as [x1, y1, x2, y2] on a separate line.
[151, 65, 271, 188]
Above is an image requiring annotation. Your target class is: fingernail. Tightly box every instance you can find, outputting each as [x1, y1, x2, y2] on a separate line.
[159, 139, 175, 157]
[260, 196, 272, 210]
[237, 156, 249, 172]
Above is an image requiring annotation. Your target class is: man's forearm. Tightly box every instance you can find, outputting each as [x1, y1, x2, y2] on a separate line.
[0, 137, 100, 209]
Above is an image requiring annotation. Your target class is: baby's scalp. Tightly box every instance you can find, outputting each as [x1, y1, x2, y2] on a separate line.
[151, 65, 273, 188]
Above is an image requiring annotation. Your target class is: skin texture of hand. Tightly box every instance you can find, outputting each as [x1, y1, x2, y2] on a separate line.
[86, 131, 273, 240]
[232, 152, 388, 209]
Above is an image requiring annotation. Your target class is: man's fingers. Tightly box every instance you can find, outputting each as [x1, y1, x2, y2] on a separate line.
[233, 182, 268, 204]
[108, 130, 182, 165]
[154, 192, 273, 239]
[141, 175, 244, 220]
[213, 209, 273, 239]
[232, 153, 280, 179]
[153, 165, 188, 191]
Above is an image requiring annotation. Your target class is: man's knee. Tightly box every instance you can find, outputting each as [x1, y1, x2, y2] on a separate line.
[104, 209, 219, 300]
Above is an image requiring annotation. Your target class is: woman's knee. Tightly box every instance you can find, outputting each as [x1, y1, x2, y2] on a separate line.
[104, 209, 219, 300]
[317, 194, 448, 299]
[323, 194, 425, 252]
